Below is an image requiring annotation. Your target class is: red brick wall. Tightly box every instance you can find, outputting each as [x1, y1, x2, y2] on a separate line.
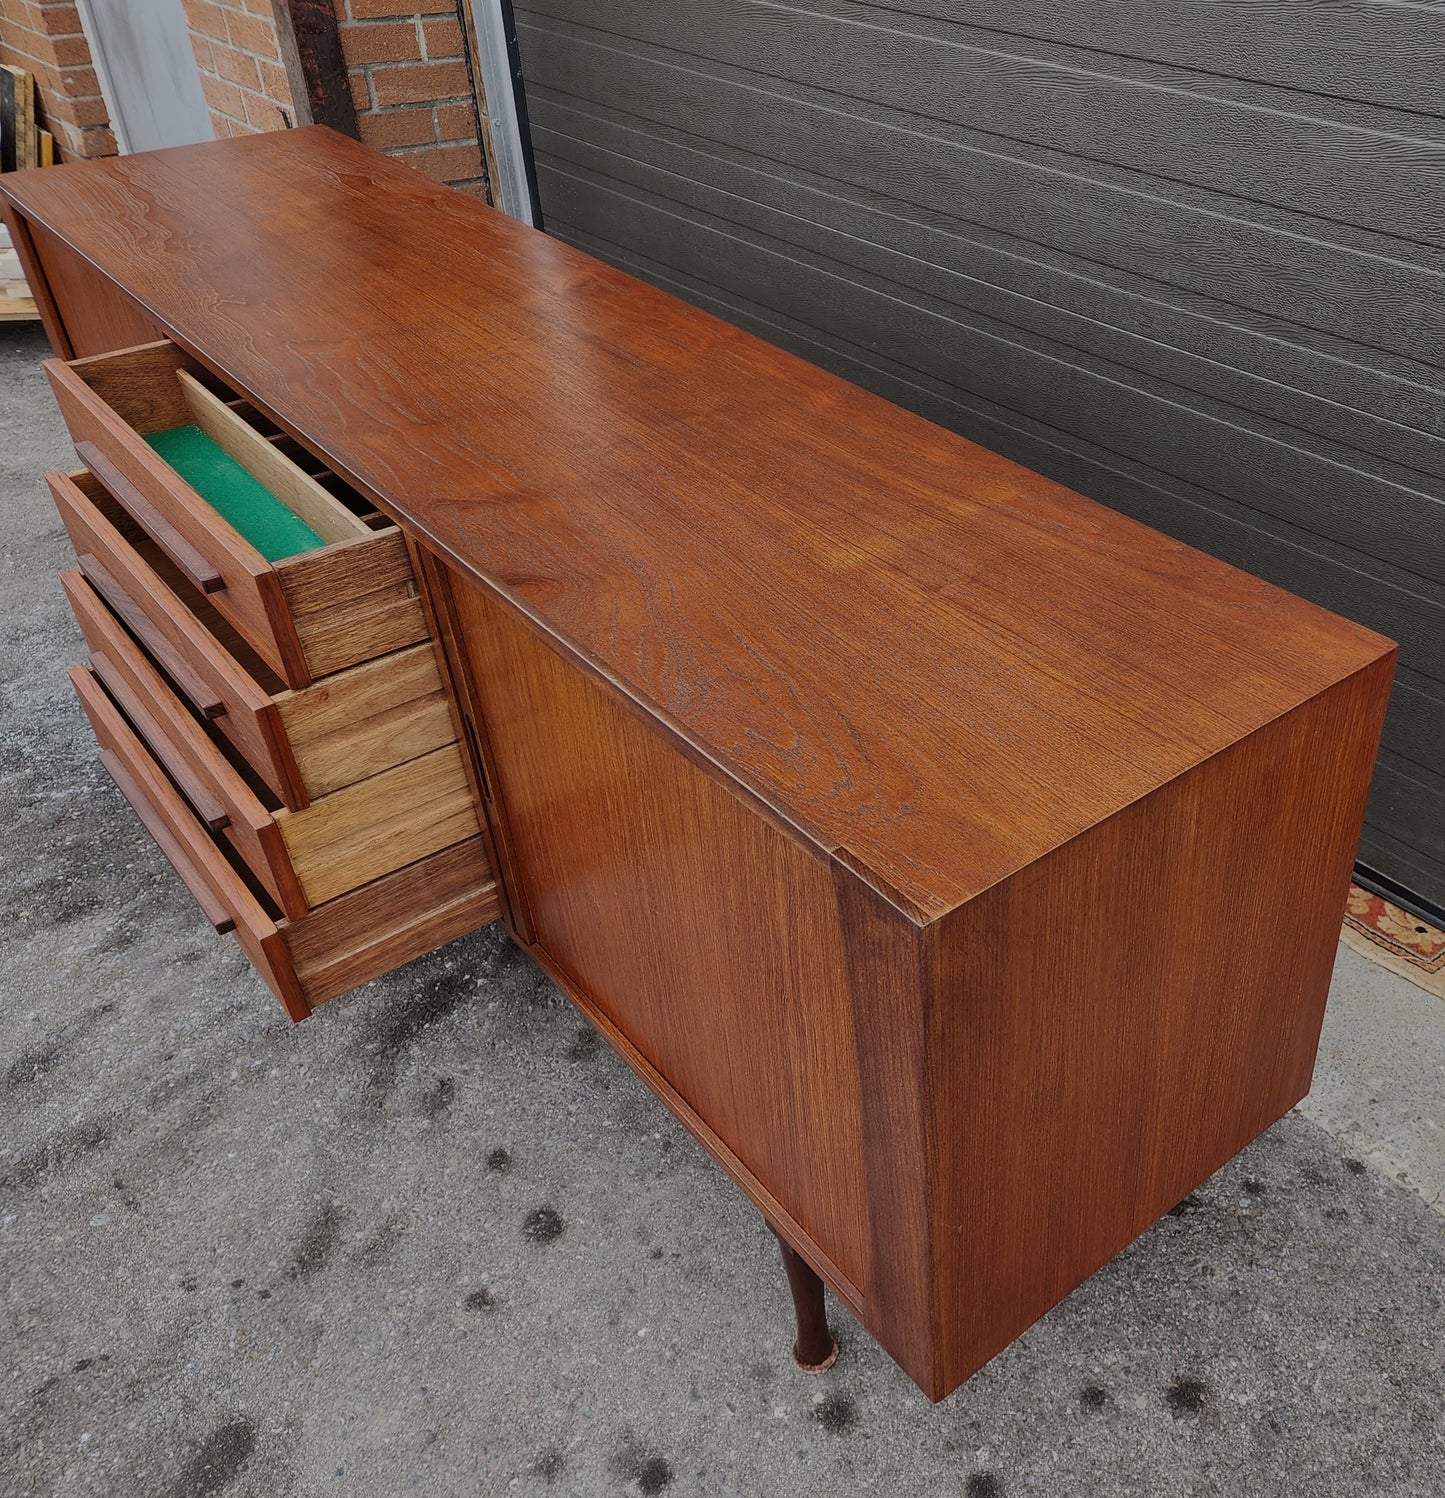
[335, 1, 487, 196]
[181, 0, 295, 137]
[0, 0, 115, 159]
[0, 0, 489, 198]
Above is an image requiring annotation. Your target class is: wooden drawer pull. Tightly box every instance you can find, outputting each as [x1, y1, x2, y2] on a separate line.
[76, 439, 226, 595]
[98, 749, 236, 935]
[89, 650, 231, 833]
[77, 551, 226, 719]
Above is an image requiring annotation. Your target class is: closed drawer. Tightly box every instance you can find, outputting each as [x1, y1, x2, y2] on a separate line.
[69, 662, 500, 1022]
[65, 570, 483, 917]
[45, 338, 427, 688]
[50, 468, 459, 810]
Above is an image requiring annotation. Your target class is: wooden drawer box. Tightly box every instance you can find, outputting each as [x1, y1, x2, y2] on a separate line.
[63, 566, 481, 917]
[50, 469, 457, 810]
[45, 339, 427, 688]
[69, 660, 499, 1021]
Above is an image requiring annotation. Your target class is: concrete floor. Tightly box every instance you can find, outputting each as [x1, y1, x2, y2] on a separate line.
[2, 321, 1443, 1497]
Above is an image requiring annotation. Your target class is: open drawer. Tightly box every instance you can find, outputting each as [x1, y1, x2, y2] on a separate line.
[45, 339, 427, 687]
[65, 570, 482, 917]
[69, 662, 499, 1021]
[50, 469, 459, 811]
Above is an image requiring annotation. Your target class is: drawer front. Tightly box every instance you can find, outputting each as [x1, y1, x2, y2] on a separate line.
[62, 568, 310, 920]
[46, 345, 308, 681]
[275, 742, 481, 907]
[49, 468, 308, 808]
[282, 837, 500, 1009]
[276, 531, 430, 682]
[64, 565, 483, 916]
[68, 662, 309, 1019]
[45, 341, 429, 687]
[272, 643, 458, 801]
[69, 664, 499, 1021]
[50, 469, 451, 810]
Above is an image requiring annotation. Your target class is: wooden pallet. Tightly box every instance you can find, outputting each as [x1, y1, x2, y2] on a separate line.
[0, 288, 40, 321]
[2, 61, 47, 318]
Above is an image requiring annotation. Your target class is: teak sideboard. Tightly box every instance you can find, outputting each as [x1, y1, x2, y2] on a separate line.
[1, 127, 1395, 1402]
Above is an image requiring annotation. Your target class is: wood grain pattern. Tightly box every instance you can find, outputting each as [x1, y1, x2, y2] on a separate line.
[46, 341, 311, 683]
[75, 653, 500, 1018]
[285, 836, 499, 1005]
[83, 551, 225, 721]
[72, 663, 498, 1022]
[508, 0, 1445, 902]
[436, 548, 1394, 1399]
[275, 524, 420, 613]
[278, 543, 430, 679]
[274, 642, 455, 798]
[272, 0, 360, 139]
[53, 467, 449, 807]
[830, 864, 938, 1385]
[7, 133, 1401, 1399]
[536, 162, 1445, 591]
[923, 650, 1396, 1395]
[73, 438, 225, 596]
[63, 337, 200, 428]
[99, 749, 236, 935]
[87, 649, 230, 834]
[64, 551, 475, 917]
[533, 102, 1445, 491]
[0, 130, 1397, 921]
[410, 539, 535, 944]
[23, 218, 162, 357]
[1, 203, 71, 357]
[443, 565, 873, 1295]
[274, 742, 480, 906]
[45, 336, 435, 688]
[60, 568, 310, 920]
[520, 929, 867, 1328]
[67, 661, 308, 1017]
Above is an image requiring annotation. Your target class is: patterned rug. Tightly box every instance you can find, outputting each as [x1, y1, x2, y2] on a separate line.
[1342, 884, 1445, 1000]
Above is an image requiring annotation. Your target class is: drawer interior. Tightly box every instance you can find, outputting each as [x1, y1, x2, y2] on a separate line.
[65, 340, 389, 562]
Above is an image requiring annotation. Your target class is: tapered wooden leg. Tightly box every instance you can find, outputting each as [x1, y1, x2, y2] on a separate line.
[767, 1222, 839, 1372]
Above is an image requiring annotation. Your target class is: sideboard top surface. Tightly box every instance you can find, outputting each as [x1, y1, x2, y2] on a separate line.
[1, 128, 1393, 923]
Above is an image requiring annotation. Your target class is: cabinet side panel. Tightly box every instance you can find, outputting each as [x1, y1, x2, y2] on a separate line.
[445, 573, 871, 1297]
[928, 651, 1395, 1396]
[25, 219, 165, 357]
[2, 206, 71, 357]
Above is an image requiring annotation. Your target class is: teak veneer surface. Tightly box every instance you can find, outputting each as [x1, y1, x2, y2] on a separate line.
[6, 130, 1398, 1403]
[0, 127, 1392, 923]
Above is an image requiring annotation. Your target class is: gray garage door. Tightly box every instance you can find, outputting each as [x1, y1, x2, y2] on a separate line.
[511, 0, 1445, 912]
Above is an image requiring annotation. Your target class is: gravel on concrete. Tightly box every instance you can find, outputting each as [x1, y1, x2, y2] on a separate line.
[3, 323, 1443, 1497]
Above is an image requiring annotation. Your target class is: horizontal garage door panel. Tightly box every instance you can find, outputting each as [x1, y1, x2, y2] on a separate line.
[514, 2, 1445, 907]
[530, 96, 1445, 474]
[778, 0, 1445, 116]
[519, 21, 1445, 370]
[525, 0, 1445, 243]
[538, 161, 1445, 596]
